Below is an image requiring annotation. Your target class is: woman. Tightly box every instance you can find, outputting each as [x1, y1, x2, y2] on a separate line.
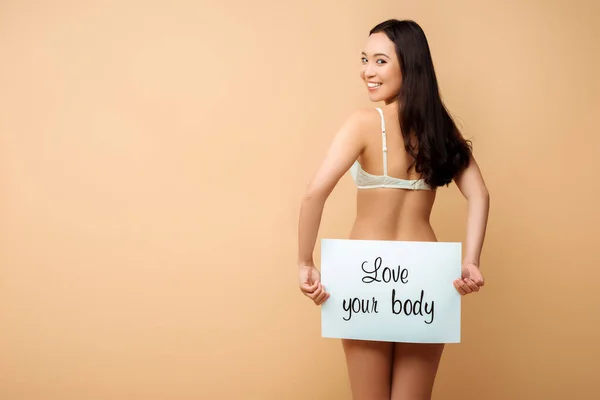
[296, 19, 490, 400]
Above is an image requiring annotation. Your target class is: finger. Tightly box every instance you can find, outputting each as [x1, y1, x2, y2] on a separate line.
[317, 285, 330, 304]
[465, 279, 480, 292]
[300, 282, 317, 296]
[457, 279, 472, 294]
[307, 285, 323, 300]
[300, 284, 316, 295]
[304, 280, 320, 292]
[453, 279, 466, 295]
[300, 280, 320, 294]
[316, 284, 328, 300]
[315, 289, 328, 305]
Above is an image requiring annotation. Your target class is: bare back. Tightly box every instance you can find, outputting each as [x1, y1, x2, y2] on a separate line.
[349, 107, 438, 242]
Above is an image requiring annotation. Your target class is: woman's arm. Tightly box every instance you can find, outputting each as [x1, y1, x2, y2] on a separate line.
[454, 153, 490, 268]
[297, 109, 369, 267]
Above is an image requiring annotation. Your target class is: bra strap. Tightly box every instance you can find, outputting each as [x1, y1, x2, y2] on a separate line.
[375, 108, 388, 176]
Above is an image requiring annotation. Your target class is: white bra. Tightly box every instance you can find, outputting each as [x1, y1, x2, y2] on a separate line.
[349, 108, 431, 190]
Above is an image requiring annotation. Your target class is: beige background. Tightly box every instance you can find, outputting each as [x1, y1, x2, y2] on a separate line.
[1, 0, 598, 399]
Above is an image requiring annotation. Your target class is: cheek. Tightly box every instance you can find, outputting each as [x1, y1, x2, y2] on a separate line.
[383, 68, 401, 90]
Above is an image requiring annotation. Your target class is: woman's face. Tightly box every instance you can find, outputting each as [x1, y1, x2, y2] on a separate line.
[360, 32, 402, 104]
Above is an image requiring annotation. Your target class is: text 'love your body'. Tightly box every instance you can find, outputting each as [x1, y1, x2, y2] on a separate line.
[342, 257, 435, 324]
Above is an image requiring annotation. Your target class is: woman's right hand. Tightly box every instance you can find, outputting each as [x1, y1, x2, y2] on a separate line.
[453, 262, 485, 295]
[298, 265, 330, 305]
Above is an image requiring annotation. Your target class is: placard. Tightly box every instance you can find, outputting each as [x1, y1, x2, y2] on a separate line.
[320, 238, 461, 343]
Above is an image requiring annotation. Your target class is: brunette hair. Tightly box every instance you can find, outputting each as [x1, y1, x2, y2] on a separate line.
[370, 19, 472, 187]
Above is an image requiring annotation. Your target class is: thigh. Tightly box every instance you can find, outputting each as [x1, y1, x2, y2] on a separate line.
[390, 342, 445, 400]
[341, 339, 394, 400]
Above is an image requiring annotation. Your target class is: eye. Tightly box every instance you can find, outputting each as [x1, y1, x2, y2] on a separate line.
[361, 57, 368, 63]
[376, 59, 387, 65]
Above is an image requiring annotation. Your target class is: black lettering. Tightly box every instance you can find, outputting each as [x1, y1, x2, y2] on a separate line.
[342, 299, 352, 321]
[362, 258, 410, 285]
[352, 298, 361, 314]
[382, 265, 404, 283]
[400, 267, 409, 283]
[424, 301, 435, 324]
[370, 297, 379, 313]
[391, 288, 435, 324]
[413, 290, 424, 316]
[382, 266, 391, 282]
[342, 296, 379, 321]
[404, 299, 413, 315]
[361, 257, 382, 283]
[391, 288, 402, 315]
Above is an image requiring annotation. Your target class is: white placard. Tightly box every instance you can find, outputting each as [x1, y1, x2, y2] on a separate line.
[320, 238, 462, 343]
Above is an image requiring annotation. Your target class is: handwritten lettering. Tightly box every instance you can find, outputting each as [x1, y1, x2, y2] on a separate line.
[340, 258, 439, 327]
[342, 296, 379, 321]
[391, 289, 435, 324]
[361, 257, 409, 284]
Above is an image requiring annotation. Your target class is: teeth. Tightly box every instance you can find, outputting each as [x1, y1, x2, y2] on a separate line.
[368, 83, 382, 88]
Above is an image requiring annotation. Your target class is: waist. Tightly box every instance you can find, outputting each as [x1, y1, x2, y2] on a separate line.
[349, 217, 437, 242]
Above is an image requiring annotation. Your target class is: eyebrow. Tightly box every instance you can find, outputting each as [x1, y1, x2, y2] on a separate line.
[361, 51, 389, 58]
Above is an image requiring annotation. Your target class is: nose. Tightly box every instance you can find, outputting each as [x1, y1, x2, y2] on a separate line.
[363, 64, 376, 79]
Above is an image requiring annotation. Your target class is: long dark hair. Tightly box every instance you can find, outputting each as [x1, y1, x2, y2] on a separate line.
[369, 19, 472, 188]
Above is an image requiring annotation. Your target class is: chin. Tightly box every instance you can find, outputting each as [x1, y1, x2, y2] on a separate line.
[367, 92, 386, 103]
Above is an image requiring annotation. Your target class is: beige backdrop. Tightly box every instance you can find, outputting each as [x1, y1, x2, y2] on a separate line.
[1, 0, 599, 399]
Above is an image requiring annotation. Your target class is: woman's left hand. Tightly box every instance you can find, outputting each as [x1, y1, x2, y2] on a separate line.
[298, 265, 330, 306]
[453, 263, 485, 295]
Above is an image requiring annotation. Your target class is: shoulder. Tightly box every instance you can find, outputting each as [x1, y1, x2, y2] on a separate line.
[337, 107, 382, 137]
[344, 107, 381, 125]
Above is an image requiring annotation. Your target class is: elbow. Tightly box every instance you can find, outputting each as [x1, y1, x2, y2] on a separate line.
[301, 192, 327, 206]
[302, 183, 330, 204]
[466, 185, 489, 205]
[481, 186, 490, 201]
[477, 187, 490, 209]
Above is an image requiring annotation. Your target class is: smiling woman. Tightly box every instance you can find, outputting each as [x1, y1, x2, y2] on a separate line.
[360, 44, 401, 102]
[297, 19, 490, 400]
